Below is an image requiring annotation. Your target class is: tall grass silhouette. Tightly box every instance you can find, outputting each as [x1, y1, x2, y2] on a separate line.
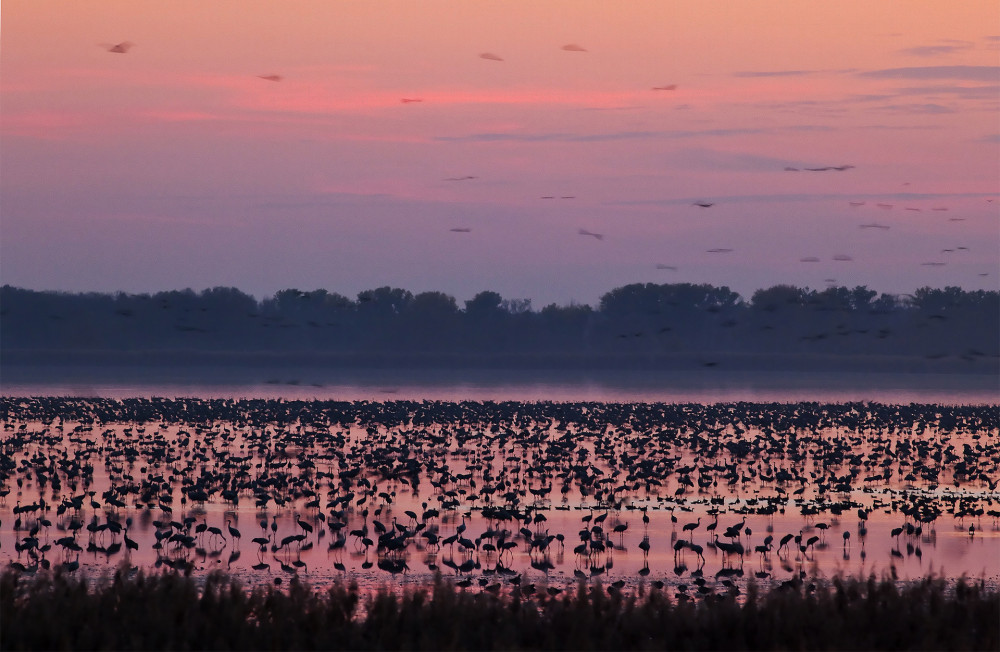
[2, 569, 996, 650]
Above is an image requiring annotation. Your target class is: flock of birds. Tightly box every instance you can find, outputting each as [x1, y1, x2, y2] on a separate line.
[95, 37, 993, 280]
[3, 398, 997, 599]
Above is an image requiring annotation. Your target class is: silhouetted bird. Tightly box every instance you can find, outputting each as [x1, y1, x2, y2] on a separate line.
[101, 42, 134, 53]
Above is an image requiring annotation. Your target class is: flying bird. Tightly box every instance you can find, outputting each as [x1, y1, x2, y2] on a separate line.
[905, 207, 922, 212]
[848, 201, 866, 207]
[876, 203, 894, 209]
[931, 207, 948, 211]
[784, 167, 800, 172]
[921, 262, 945, 266]
[832, 254, 853, 261]
[479, 52, 504, 61]
[101, 42, 134, 53]
[444, 176, 477, 181]
[400, 98, 423, 103]
[449, 227, 471, 233]
[257, 74, 283, 82]
[859, 223, 890, 230]
[578, 228, 604, 241]
[652, 85, 677, 91]
[799, 256, 820, 263]
[803, 165, 854, 172]
[562, 44, 587, 52]
[707, 248, 733, 253]
[693, 201, 714, 208]
[656, 264, 678, 271]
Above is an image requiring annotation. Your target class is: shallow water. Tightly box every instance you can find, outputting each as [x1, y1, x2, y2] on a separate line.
[2, 369, 998, 404]
[2, 397, 998, 600]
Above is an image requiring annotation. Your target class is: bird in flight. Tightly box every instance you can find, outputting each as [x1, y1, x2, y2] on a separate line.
[400, 98, 423, 103]
[449, 227, 471, 233]
[578, 228, 604, 241]
[931, 207, 949, 211]
[562, 44, 587, 52]
[848, 201, 865, 207]
[257, 74, 283, 82]
[803, 165, 854, 172]
[859, 223, 890, 230]
[799, 256, 820, 263]
[444, 176, 477, 181]
[707, 248, 733, 253]
[832, 254, 853, 261]
[652, 85, 677, 91]
[656, 264, 678, 271]
[480, 53, 504, 61]
[905, 207, 922, 212]
[101, 42, 134, 53]
[921, 262, 945, 267]
[693, 201, 714, 208]
[876, 203, 894, 209]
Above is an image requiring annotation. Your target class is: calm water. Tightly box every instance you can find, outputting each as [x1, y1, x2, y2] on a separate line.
[2, 369, 998, 403]
[1, 389, 997, 600]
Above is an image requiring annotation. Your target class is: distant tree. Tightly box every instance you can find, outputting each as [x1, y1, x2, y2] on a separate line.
[751, 285, 808, 312]
[464, 291, 504, 318]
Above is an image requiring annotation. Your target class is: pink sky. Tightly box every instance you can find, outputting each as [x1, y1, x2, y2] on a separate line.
[2, 1, 998, 306]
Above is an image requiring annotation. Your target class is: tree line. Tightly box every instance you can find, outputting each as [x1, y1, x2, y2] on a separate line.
[1, 283, 997, 363]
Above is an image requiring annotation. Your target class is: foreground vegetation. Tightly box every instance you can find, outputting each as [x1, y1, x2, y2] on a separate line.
[2, 570, 997, 651]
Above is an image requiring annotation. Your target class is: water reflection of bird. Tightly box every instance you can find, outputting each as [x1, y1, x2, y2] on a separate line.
[2, 397, 993, 596]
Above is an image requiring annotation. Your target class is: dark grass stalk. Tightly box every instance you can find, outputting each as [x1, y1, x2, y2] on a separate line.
[2, 569, 997, 650]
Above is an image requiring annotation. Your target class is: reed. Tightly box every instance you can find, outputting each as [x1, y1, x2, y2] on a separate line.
[2, 569, 996, 650]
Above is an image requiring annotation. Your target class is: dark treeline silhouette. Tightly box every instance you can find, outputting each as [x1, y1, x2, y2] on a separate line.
[1, 283, 997, 370]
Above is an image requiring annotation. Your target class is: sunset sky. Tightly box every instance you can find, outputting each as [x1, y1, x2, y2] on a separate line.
[2, 1, 998, 306]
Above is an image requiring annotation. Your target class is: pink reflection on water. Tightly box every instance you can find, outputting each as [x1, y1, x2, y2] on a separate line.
[1, 398, 997, 598]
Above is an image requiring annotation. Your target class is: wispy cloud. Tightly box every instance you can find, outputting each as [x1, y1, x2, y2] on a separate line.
[732, 69, 856, 78]
[889, 84, 1000, 99]
[858, 65, 1000, 81]
[897, 41, 974, 57]
[733, 70, 816, 78]
[607, 192, 998, 207]
[435, 128, 779, 144]
[872, 103, 956, 114]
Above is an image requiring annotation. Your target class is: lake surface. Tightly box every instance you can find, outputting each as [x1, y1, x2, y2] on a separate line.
[3, 368, 997, 404]
[2, 393, 997, 600]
